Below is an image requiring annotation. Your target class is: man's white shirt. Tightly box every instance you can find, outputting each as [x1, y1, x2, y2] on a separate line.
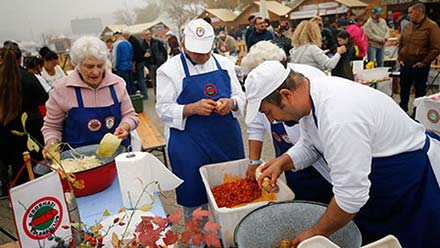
[286, 76, 436, 214]
[156, 53, 245, 143]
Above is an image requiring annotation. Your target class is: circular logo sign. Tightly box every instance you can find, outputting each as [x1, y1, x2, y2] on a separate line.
[22, 196, 63, 240]
[272, 132, 282, 143]
[196, 27, 205, 37]
[203, 83, 218, 98]
[281, 134, 292, 144]
[427, 109, 440, 124]
[88, 119, 102, 132]
[105, 116, 115, 130]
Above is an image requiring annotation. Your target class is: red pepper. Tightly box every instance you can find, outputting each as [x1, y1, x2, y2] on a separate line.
[212, 179, 261, 208]
[29, 209, 58, 227]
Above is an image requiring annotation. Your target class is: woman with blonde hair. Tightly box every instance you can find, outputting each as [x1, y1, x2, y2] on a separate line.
[290, 20, 346, 71]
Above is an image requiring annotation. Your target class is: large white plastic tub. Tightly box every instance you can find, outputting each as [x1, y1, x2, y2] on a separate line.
[199, 159, 295, 248]
[357, 67, 390, 81]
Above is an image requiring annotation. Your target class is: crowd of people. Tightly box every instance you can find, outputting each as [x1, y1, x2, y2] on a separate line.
[0, 2, 440, 247]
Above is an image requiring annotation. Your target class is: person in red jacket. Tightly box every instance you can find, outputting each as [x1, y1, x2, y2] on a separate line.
[346, 15, 368, 59]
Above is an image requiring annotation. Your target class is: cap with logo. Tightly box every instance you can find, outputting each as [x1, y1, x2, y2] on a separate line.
[184, 19, 215, 54]
[245, 61, 290, 124]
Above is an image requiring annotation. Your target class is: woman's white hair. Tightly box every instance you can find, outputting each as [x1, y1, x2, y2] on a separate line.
[240, 41, 286, 75]
[70, 36, 109, 68]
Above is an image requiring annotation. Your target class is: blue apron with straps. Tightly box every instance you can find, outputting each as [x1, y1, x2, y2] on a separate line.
[310, 96, 440, 247]
[271, 122, 333, 204]
[62, 85, 129, 148]
[168, 53, 245, 207]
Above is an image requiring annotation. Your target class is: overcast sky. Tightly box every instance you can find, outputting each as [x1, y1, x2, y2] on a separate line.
[0, 0, 148, 44]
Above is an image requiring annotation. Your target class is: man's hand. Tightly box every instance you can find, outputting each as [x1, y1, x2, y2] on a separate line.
[291, 198, 356, 247]
[399, 60, 405, 66]
[183, 99, 217, 117]
[214, 98, 234, 115]
[291, 227, 322, 248]
[257, 154, 294, 188]
[246, 165, 258, 180]
[412, 62, 425, 68]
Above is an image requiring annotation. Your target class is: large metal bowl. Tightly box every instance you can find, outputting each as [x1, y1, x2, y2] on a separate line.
[34, 144, 126, 197]
[234, 200, 362, 248]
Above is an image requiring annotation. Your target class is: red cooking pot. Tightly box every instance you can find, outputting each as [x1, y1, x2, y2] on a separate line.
[34, 144, 126, 197]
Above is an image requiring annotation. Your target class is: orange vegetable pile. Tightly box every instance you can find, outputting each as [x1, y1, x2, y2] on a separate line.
[211, 179, 262, 208]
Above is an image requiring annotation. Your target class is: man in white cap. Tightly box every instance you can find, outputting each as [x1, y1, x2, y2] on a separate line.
[245, 60, 440, 247]
[240, 41, 333, 205]
[155, 19, 245, 220]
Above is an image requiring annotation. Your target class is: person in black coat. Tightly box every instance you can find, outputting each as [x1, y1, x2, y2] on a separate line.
[274, 21, 293, 58]
[123, 30, 149, 99]
[140, 29, 167, 95]
[0, 45, 48, 189]
[246, 17, 274, 51]
[332, 30, 355, 80]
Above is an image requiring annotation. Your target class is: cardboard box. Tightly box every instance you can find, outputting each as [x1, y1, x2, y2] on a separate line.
[414, 93, 440, 132]
[199, 159, 295, 248]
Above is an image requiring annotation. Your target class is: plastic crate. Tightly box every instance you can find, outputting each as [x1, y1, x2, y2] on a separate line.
[199, 159, 295, 248]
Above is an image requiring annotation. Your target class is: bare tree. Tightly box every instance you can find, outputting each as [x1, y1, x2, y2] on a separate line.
[113, 8, 136, 25]
[205, 0, 253, 10]
[134, 2, 161, 24]
[161, 0, 206, 38]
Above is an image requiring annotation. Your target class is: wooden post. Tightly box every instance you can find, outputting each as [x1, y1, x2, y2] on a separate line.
[22, 152, 35, 181]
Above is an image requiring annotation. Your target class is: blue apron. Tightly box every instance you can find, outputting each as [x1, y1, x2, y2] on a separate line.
[168, 53, 245, 207]
[62, 85, 129, 148]
[310, 96, 440, 247]
[271, 122, 333, 204]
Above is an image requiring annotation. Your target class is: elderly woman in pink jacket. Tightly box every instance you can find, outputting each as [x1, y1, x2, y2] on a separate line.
[42, 36, 139, 150]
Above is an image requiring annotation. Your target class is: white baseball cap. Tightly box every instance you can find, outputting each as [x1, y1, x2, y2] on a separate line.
[184, 19, 215, 53]
[245, 61, 291, 125]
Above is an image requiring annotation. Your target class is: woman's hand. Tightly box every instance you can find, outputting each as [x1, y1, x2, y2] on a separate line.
[257, 154, 294, 188]
[336, 45, 346, 55]
[114, 123, 130, 139]
[43, 139, 60, 161]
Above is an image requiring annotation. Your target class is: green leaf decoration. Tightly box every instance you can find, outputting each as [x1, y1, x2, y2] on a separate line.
[10, 130, 25, 136]
[103, 209, 111, 216]
[21, 112, 28, 132]
[27, 135, 40, 152]
[71, 222, 87, 229]
[47, 143, 61, 162]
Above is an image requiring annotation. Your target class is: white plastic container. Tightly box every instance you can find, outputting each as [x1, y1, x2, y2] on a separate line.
[362, 235, 402, 248]
[298, 235, 340, 248]
[199, 159, 295, 248]
[357, 67, 390, 81]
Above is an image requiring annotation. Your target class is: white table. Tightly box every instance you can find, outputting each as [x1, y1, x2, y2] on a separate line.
[76, 177, 167, 226]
